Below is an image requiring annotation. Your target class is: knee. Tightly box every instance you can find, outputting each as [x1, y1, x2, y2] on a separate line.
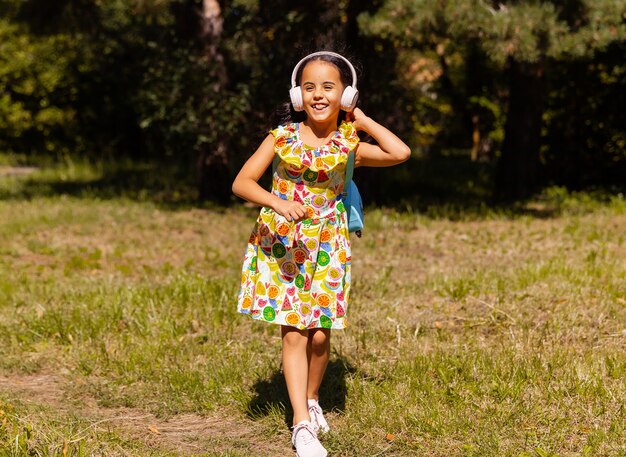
[310, 329, 330, 354]
[282, 327, 308, 348]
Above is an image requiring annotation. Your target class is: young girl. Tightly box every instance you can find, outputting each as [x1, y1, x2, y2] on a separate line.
[232, 51, 410, 457]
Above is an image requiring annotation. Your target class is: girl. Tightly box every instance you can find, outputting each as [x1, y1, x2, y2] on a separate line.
[232, 51, 410, 457]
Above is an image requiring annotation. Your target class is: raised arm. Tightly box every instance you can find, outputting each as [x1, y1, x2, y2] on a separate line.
[346, 108, 411, 167]
[232, 134, 307, 222]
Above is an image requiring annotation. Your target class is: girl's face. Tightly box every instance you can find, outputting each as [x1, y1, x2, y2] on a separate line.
[300, 60, 344, 124]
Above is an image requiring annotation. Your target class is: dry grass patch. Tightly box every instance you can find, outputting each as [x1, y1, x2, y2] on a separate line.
[0, 187, 625, 456]
[0, 373, 288, 456]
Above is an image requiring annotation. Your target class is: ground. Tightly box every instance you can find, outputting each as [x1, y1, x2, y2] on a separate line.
[0, 164, 624, 456]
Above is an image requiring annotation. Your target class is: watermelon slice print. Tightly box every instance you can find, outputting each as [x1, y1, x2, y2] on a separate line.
[316, 170, 329, 182]
[281, 296, 293, 311]
[336, 303, 345, 317]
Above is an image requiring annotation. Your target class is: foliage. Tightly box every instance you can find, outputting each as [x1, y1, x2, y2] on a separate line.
[543, 40, 626, 188]
[0, 0, 625, 200]
[359, 0, 626, 64]
[0, 0, 248, 169]
[358, 0, 626, 195]
[0, 19, 77, 156]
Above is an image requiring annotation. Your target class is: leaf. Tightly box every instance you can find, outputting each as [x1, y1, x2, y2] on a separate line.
[148, 424, 161, 435]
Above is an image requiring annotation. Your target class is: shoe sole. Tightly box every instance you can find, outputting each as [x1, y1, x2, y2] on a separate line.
[295, 450, 327, 457]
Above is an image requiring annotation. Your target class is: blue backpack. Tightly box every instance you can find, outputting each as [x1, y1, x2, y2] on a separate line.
[343, 150, 364, 237]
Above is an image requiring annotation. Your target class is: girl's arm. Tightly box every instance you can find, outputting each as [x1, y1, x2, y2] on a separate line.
[346, 108, 411, 167]
[232, 134, 308, 222]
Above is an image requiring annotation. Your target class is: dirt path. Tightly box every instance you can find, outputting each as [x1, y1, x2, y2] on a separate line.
[0, 373, 287, 456]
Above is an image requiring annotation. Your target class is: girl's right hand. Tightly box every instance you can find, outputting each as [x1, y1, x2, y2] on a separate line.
[345, 107, 371, 132]
[272, 198, 307, 222]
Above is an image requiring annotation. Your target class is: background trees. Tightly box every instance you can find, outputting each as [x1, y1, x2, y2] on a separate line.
[1, 0, 624, 204]
[360, 0, 626, 200]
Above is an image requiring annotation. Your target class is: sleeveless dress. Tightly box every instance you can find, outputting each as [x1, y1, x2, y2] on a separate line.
[237, 121, 359, 330]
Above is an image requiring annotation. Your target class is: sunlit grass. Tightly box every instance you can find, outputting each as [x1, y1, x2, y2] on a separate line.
[0, 157, 624, 456]
[0, 397, 162, 457]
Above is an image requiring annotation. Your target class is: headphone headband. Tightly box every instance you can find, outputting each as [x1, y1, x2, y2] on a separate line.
[290, 51, 357, 89]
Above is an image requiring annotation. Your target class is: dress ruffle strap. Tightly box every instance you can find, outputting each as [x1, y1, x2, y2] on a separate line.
[270, 121, 360, 172]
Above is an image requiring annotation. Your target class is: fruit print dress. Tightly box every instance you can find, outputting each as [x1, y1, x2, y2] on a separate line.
[237, 121, 359, 330]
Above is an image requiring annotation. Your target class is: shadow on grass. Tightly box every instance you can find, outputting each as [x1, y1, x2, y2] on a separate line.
[2, 153, 622, 218]
[0, 160, 202, 208]
[0, 154, 498, 215]
[247, 357, 358, 428]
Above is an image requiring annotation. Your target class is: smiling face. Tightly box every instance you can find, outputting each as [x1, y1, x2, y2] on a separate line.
[299, 60, 344, 125]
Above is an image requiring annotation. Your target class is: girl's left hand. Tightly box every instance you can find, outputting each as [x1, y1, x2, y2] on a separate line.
[345, 107, 370, 132]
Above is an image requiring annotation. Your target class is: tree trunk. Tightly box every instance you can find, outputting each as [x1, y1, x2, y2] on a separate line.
[494, 59, 545, 201]
[196, 0, 230, 203]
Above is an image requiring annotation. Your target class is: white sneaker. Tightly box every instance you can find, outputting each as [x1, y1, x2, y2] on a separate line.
[291, 420, 327, 457]
[307, 399, 330, 433]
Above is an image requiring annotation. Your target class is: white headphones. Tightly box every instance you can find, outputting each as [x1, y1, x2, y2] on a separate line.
[289, 51, 359, 113]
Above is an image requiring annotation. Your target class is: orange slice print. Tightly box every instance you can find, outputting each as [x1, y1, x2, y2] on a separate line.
[286, 312, 300, 326]
[276, 223, 291, 237]
[320, 229, 332, 243]
[316, 293, 331, 308]
[293, 249, 307, 264]
[242, 296, 253, 309]
[268, 285, 280, 299]
[337, 250, 347, 263]
[277, 180, 289, 194]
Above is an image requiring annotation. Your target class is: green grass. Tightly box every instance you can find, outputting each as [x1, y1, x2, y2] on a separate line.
[0, 397, 163, 456]
[0, 158, 625, 456]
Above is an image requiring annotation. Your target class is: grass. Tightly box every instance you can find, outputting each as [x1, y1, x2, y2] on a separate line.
[0, 157, 625, 456]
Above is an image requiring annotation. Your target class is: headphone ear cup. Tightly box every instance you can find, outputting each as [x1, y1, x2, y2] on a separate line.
[341, 86, 359, 112]
[290, 86, 304, 112]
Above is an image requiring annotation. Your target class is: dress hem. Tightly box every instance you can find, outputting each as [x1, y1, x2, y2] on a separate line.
[238, 310, 347, 330]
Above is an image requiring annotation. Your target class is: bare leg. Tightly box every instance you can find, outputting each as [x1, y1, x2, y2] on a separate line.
[306, 329, 331, 401]
[281, 325, 311, 425]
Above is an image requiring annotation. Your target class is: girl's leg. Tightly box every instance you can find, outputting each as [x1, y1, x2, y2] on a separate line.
[306, 329, 331, 401]
[281, 325, 311, 425]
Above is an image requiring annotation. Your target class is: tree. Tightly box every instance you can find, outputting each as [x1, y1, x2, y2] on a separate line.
[173, 0, 234, 203]
[360, 0, 626, 201]
[3, 0, 249, 202]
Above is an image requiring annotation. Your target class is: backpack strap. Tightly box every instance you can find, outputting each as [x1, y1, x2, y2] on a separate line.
[343, 150, 355, 197]
[272, 154, 281, 174]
